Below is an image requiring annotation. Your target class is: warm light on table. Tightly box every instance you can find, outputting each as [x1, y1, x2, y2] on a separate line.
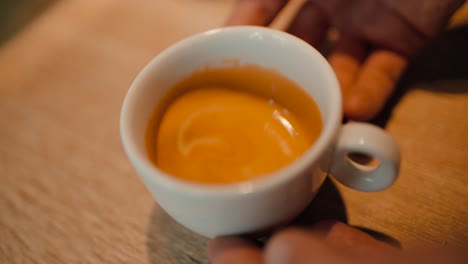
[0, 1, 467, 263]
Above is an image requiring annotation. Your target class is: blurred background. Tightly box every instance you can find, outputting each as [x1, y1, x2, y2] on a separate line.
[0, 1, 467, 263]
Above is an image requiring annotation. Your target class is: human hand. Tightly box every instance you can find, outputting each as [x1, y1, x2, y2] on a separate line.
[226, 0, 465, 120]
[207, 221, 467, 264]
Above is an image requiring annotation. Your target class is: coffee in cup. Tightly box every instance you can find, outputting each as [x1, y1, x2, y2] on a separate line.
[146, 64, 322, 184]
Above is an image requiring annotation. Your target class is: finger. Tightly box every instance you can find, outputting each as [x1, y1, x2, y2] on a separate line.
[287, 1, 329, 47]
[386, 0, 467, 38]
[207, 237, 262, 264]
[343, 50, 407, 121]
[317, 0, 426, 56]
[265, 228, 346, 264]
[225, 0, 288, 26]
[327, 36, 367, 100]
[361, 8, 426, 56]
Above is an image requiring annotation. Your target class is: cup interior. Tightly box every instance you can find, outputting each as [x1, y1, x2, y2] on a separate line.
[120, 26, 342, 193]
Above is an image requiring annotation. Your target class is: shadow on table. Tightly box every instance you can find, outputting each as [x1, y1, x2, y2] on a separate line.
[291, 178, 348, 226]
[146, 178, 400, 263]
[353, 226, 402, 249]
[369, 24, 468, 128]
[254, 178, 400, 248]
[147, 205, 209, 264]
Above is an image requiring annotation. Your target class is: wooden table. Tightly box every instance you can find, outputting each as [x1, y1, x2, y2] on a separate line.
[1, 1, 467, 263]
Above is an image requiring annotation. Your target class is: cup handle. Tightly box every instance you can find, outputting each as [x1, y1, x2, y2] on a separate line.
[329, 122, 401, 192]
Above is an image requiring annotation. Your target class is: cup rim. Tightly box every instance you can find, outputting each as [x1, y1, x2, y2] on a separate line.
[120, 26, 342, 197]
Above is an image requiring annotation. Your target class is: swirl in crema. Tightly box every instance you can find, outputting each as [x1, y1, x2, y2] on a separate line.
[156, 87, 313, 184]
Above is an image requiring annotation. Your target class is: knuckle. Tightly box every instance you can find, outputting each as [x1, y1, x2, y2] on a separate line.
[265, 228, 308, 254]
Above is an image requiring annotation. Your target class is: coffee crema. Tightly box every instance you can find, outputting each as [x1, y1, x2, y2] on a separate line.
[146, 64, 322, 184]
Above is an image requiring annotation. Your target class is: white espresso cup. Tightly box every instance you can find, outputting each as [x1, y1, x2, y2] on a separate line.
[120, 26, 400, 238]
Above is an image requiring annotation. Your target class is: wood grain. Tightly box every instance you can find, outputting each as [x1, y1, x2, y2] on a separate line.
[0, 1, 467, 263]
